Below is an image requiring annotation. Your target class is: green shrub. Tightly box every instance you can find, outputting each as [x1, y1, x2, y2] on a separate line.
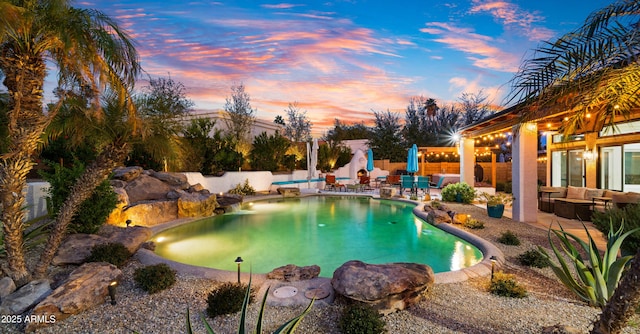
[591, 203, 640, 254]
[206, 282, 254, 318]
[490, 271, 527, 298]
[429, 200, 443, 210]
[504, 181, 512, 194]
[228, 179, 256, 196]
[40, 160, 118, 234]
[497, 230, 521, 246]
[440, 182, 476, 204]
[463, 218, 485, 229]
[84, 242, 131, 267]
[134, 263, 177, 294]
[517, 249, 550, 268]
[338, 303, 386, 334]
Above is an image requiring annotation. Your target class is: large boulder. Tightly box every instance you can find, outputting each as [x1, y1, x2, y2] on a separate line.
[331, 260, 434, 315]
[177, 192, 218, 218]
[267, 264, 321, 281]
[151, 171, 190, 189]
[27, 263, 122, 332]
[124, 174, 173, 203]
[101, 225, 153, 254]
[52, 234, 108, 265]
[0, 276, 16, 299]
[0, 279, 51, 315]
[112, 166, 143, 182]
[121, 200, 178, 226]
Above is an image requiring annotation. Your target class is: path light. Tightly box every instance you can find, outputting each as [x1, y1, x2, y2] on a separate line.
[125, 219, 132, 228]
[490, 256, 497, 281]
[108, 281, 118, 305]
[235, 257, 244, 284]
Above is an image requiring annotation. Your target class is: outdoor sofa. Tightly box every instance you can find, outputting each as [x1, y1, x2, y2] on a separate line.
[538, 186, 640, 220]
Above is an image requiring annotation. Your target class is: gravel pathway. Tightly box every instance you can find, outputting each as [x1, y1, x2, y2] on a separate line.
[6, 202, 640, 333]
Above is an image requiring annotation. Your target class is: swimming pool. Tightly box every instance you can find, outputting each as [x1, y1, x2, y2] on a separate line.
[152, 196, 483, 277]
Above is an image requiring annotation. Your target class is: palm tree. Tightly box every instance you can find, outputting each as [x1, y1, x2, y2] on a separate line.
[506, 1, 640, 333]
[0, 0, 139, 285]
[506, 0, 640, 136]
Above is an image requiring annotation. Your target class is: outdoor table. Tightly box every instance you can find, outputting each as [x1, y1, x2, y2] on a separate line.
[539, 189, 563, 213]
[592, 196, 613, 210]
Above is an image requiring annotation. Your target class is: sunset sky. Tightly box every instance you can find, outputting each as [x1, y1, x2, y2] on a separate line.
[75, 0, 616, 135]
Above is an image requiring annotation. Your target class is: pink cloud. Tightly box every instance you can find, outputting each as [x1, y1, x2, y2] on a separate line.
[470, 0, 554, 41]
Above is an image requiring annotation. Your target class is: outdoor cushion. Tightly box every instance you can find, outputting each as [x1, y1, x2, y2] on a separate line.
[603, 190, 623, 198]
[539, 186, 566, 198]
[566, 186, 587, 200]
[584, 188, 605, 201]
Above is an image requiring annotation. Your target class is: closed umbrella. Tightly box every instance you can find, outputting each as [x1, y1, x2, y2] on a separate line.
[307, 141, 312, 188]
[366, 148, 374, 175]
[311, 138, 319, 179]
[407, 144, 418, 174]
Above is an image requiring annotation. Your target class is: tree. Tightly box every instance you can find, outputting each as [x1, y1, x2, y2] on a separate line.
[403, 96, 429, 146]
[422, 104, 460, 147]
[274, 115, 285, 126]
[182, 118, 216, 174]
[132, 76, 194, 169]
[323, 119, 371, 142]
[505, 0, 640, 137]
[249, 132, 290, 172]
[282, 102, 312, 143]
[223, 83, 256, 146]
[0, 0, 139, 284]
[458, 90, 494, 126]
[368, 110, 406, 162]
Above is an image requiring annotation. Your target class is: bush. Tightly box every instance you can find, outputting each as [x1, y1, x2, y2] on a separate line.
[40, 160, 118, 234]
[228, 179, 256, 196]
[440, 182, 476, 204]
[134, 263, 177, 294]
[490, 271, 527, 298]
[206, 282, 254, 318]
[463, 218, 485, 229]
[85, 242, 131, 267]
[517, 249, 550, 268]
[497, 230, 521, 245]
[338, 303, 386, 334]
[591, 203, 640, 254]
[504, 181, 512, 194]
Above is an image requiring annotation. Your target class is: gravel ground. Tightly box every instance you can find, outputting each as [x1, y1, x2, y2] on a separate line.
[5, 202, 640, 334]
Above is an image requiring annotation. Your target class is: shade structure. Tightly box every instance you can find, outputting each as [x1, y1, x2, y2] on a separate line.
[407, 144, 419, 174]
[366, 148, 374, 174]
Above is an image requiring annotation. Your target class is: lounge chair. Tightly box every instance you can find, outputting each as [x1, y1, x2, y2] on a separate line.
[359, 176, 372, 191]
[430, 176, 445, 189]
[324, 174, 339, 191]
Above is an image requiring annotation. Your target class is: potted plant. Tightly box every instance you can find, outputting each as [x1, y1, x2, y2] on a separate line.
[480, 192, 513, 218]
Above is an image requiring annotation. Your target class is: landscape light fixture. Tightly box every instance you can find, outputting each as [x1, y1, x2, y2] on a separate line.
[126, 219, 132, 228]
[108, 281, 118, 305]
[235, 257, 244, 284]
[490, 256, 497, 281]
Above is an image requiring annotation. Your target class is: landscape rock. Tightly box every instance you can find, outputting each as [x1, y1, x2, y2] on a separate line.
[0, 276, 16, 299]
[100, 225, 153, 254]
[177, 192, 218, 217]
[331, 260, 434, 315]
[112, 166, 143, 182]
[27, 263, 122, 332]
[52, 234, 108, 265]
[121, 200, 178, 226]
[125, 174, 173, 203]
[267, 264, 321, 281]
[0, 279, 51, 315]
[151, 171, 190, 189]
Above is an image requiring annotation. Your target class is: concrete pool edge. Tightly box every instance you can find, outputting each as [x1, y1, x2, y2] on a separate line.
[136, 194, 503, 286]
[412, 205, 505, 284]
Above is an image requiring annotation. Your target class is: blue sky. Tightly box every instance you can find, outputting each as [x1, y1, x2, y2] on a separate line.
[75, 0, 616, 134]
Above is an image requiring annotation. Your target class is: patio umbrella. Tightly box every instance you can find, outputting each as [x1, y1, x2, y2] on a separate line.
[366, 148, 374, 175]
[407, 144, 419, 175]
[311, 138, 319, 179]
[306, 141, 312, 188]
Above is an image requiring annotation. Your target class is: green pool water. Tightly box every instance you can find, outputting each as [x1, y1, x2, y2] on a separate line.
[152, 196, 482, 277]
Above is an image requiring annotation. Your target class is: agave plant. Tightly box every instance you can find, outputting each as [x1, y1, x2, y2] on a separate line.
[538, 221, 640, 309]
[187, 276, 314, 334]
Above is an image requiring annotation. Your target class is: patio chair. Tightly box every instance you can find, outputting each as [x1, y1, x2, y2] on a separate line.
[400, 175, 414, 195]
[384, 175, 401, 187]
[324, 174, 338, 191]
[430, 177, 445, 189]
[359, 175, 372, 191]
[417, 176, 430, 195]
